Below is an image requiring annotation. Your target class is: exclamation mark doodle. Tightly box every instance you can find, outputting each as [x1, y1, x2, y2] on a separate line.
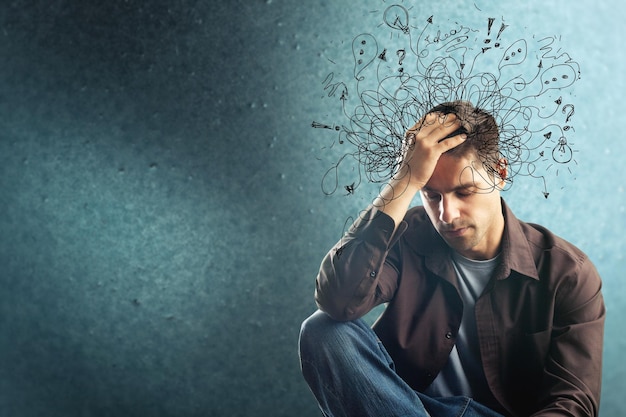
[494, 23, 508, 48]
[484, 17, 495, 44]
[482, 17, 496, 53]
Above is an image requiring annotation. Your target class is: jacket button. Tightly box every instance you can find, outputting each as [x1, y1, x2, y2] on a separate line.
[370, 271, 376, 277]
[445, 331, 453, 339]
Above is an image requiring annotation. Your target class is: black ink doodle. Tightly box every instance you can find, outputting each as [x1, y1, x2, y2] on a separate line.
[315, 4, 581, 200]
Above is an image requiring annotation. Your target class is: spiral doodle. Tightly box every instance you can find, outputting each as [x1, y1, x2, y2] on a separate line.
[313, 5, 581, 199]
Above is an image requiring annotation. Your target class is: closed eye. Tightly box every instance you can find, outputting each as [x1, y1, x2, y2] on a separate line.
[456, 190, 474, 198]
[421, 190, 441, 201]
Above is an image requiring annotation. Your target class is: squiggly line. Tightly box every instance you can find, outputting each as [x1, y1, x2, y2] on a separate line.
[315, 6, 581, 200]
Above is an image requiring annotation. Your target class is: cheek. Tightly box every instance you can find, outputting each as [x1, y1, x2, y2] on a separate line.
[472, 197, 500, 224]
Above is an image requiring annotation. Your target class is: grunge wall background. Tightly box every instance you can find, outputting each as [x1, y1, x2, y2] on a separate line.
[0, 1, 623, 416]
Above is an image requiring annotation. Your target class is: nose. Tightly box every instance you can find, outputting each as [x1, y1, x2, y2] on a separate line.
[439, 195, 460, 225]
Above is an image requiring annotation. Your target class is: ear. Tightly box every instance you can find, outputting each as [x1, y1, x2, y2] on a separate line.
[496, 158, 508, 184]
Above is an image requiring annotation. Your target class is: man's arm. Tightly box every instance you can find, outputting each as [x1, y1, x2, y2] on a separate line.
[314, 113, 467, 320]
[373, 112, 467, 231]
[532, 258, 605, 417]
[314, 205, 401, 321]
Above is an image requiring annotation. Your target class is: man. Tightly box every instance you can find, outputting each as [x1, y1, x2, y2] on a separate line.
[299, 101, 605, 417]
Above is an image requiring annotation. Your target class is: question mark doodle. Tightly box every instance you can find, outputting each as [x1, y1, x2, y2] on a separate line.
[562, 104, 574, 123]
[561, 103, 575, 131]
[316, 8, 582, 200]
[397, 49, 406, 72]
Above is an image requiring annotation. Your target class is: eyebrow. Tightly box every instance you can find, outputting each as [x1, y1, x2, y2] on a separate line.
[422, 182, 477, 194]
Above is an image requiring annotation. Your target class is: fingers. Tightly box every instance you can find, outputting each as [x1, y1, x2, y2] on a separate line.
[396, 112, 467, 189]
[438, 127, 466, 143]
[407, 112, 463, 144]
[438, 131, 467, 151]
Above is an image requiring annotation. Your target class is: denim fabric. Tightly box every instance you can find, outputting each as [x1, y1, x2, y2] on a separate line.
[299, 310, 505, 417]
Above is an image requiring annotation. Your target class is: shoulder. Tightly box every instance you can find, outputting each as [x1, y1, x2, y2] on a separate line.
[502, 200, 602, 296]
[503, 201, 592, 277]
[522, 221, 588, 265]
[516, 219, 602, 308]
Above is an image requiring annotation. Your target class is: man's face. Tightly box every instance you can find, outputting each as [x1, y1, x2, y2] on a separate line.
[420, 152, 505, 260]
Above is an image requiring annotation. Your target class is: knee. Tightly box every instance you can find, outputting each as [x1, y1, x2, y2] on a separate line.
[299, 310, 345, 364]
[299, 310, 336, 348]
[299, 310, 368, 358]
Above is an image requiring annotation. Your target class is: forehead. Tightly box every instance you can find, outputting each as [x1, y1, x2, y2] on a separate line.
[424, 153, 493, 192]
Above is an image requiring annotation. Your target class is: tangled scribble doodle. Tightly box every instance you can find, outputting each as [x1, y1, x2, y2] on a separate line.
[313, 3, 581, 199]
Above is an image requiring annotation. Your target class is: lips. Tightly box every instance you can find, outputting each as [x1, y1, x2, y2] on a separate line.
[442, 227, 468, 238]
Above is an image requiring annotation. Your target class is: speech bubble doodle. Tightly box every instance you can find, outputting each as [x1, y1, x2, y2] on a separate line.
[352, 33, 379, 81]
[499, 39, 527, 69]
[316, 8, 581, 200]
[539, 64, 577, 94]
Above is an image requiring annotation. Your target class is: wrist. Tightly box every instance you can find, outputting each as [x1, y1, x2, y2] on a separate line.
[372, 177, 419, 226]
[391, 165, 424, 194]
[387, 173, 422, 198]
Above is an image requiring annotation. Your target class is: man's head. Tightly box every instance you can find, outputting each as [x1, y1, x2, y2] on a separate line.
[427, 100, 503, 178]
[419, 101, 507, 260]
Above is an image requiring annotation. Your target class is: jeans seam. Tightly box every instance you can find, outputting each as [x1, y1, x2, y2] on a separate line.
[456, 397, 471, 417]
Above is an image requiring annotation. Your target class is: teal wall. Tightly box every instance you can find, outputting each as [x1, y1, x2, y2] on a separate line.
[0, 1, 623, 416]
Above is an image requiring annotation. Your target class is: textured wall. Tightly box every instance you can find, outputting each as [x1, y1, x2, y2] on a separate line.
[0, 1, 623, 416]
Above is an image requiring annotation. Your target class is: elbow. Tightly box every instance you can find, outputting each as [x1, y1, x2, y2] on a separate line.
[314, 288, 371, 322]
[314, 291, 353, 322]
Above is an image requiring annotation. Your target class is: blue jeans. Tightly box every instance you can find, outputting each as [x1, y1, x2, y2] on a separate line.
[298, 310, 504, 417]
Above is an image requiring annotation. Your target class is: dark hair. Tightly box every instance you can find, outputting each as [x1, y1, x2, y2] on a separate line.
[428, 100, 500, 163]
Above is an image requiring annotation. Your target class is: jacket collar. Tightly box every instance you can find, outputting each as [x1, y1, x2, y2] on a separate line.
[403, 199, 539, 282]
[495, 200, 540, 281]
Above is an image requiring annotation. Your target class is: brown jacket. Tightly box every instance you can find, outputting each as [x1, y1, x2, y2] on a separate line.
[315, 200, 605, 417]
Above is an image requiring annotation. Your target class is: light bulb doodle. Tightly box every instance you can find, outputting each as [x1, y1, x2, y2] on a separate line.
[552, 136, 573, 164]
[383, 5, 410, 34]
[314, 2, 582, 199]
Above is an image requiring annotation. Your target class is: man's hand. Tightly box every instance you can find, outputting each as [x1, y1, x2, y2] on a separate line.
[395, 112, 467, 191]
[373, 112, 466, 230]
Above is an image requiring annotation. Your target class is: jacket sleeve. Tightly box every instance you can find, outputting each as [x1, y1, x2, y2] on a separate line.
[314, 205, 407, 321]
[531, 256, 606, 417]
